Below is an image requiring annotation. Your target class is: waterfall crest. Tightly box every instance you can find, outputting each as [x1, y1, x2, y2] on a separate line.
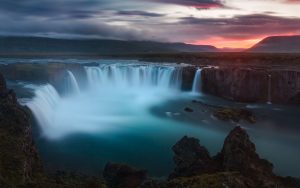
[192, 69, 202, 94]
[85, 64, 182, 90]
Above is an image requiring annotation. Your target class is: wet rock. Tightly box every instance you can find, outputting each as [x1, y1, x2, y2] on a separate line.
[213, 108, 256, 124]
[169, 136, 216, 178]
[217, 127, 276, 187]
[170, 127, 300, 188]
[184, 107, 194, 112]
[103, 162, 147, 188]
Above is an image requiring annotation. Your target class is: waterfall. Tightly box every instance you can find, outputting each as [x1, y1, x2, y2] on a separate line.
[26, 84, 61, 132]
[27, 63, 186, 139]
[192, 69, 202, 94]
[84, 64, 182, 90]
[66, 70, 80, 94]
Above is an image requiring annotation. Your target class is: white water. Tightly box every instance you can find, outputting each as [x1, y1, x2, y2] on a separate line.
[192, 69, 202, 94]
[66, 70, 80, 94]
[27, 63, 187, 139]
[85, 64, 182, 90]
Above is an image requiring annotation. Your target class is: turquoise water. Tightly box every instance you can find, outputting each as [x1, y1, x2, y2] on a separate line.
[3, 59, 299, 178]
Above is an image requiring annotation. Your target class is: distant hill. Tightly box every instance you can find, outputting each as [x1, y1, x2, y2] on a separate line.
[0, 36, 218, 55]
[248, 35, 300, 53]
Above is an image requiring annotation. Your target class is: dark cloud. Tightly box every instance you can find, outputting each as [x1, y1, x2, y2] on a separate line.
[116, 11, 164, 17]
[0, 0, 300, 47]
[146, 0, 224, 8]
[177, 14, 300, 40]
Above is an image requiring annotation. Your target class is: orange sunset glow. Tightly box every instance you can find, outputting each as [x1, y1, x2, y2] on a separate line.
[190, 32, 298, 49]
[190, 37, 263, 49]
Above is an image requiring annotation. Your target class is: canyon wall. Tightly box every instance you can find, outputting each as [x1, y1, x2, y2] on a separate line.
[201, 67, 300, 105]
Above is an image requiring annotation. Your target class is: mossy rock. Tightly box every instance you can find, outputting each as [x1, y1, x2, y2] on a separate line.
[213, 108, 256, 124]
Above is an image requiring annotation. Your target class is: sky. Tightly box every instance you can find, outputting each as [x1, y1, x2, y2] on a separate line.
[0, 0, 300, 48]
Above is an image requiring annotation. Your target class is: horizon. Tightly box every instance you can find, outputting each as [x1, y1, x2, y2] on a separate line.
[1, 0, 300, 49]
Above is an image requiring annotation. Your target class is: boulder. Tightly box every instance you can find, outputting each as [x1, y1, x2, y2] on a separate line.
[170, 127, 300, 188]
[213, 108, 256, 124]
[169, 136, 216, 178]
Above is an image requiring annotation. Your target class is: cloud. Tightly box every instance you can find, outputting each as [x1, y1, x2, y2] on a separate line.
[179, 14, 300, 39]
[146, 0, 224, 8]
[0, 0, 300, 48]
[285, 0, 300, 3]
[116, 11, 164, 17]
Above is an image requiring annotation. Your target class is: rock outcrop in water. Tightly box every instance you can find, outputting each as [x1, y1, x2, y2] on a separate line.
[169, 136, 216, 178]
[103, 127, 300, 188]
[202, 67, 300, 105]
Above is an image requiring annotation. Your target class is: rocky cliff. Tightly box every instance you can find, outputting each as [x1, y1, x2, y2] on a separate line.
[0, 63, 87, 94]
[0, 73, 43, 187]
[201, 67, 300, 105]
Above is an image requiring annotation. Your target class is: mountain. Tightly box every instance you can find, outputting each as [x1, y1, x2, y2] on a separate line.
[0, 36, 218, 55]
[248, 35, 300, 53]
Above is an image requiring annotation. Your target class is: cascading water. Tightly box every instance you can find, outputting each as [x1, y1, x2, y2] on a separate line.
[66, 70, 80, 94]
[26, 84, 61, 135]
[27, 63, 184, 139]
[85, 64, 182, 90]
[192, 69, 202, 94]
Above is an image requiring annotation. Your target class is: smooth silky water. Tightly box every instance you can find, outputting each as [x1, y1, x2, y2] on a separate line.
[4, 59, 299, 178]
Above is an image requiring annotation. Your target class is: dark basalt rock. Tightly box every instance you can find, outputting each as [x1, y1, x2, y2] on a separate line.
[0, 72, 43, 186]
[213, 108, 256, 124]
[202, 67, 269, 103]
[181, 66, 197, 91]
[184, 107, 194, 112]
[217, 127, 277, 187]
[201, 67, 300, 105]
[103, 162, 147, 188]
[169, 127, 300, 188]
[169, 136, 216, 179]
[271, 70, 300, 104]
